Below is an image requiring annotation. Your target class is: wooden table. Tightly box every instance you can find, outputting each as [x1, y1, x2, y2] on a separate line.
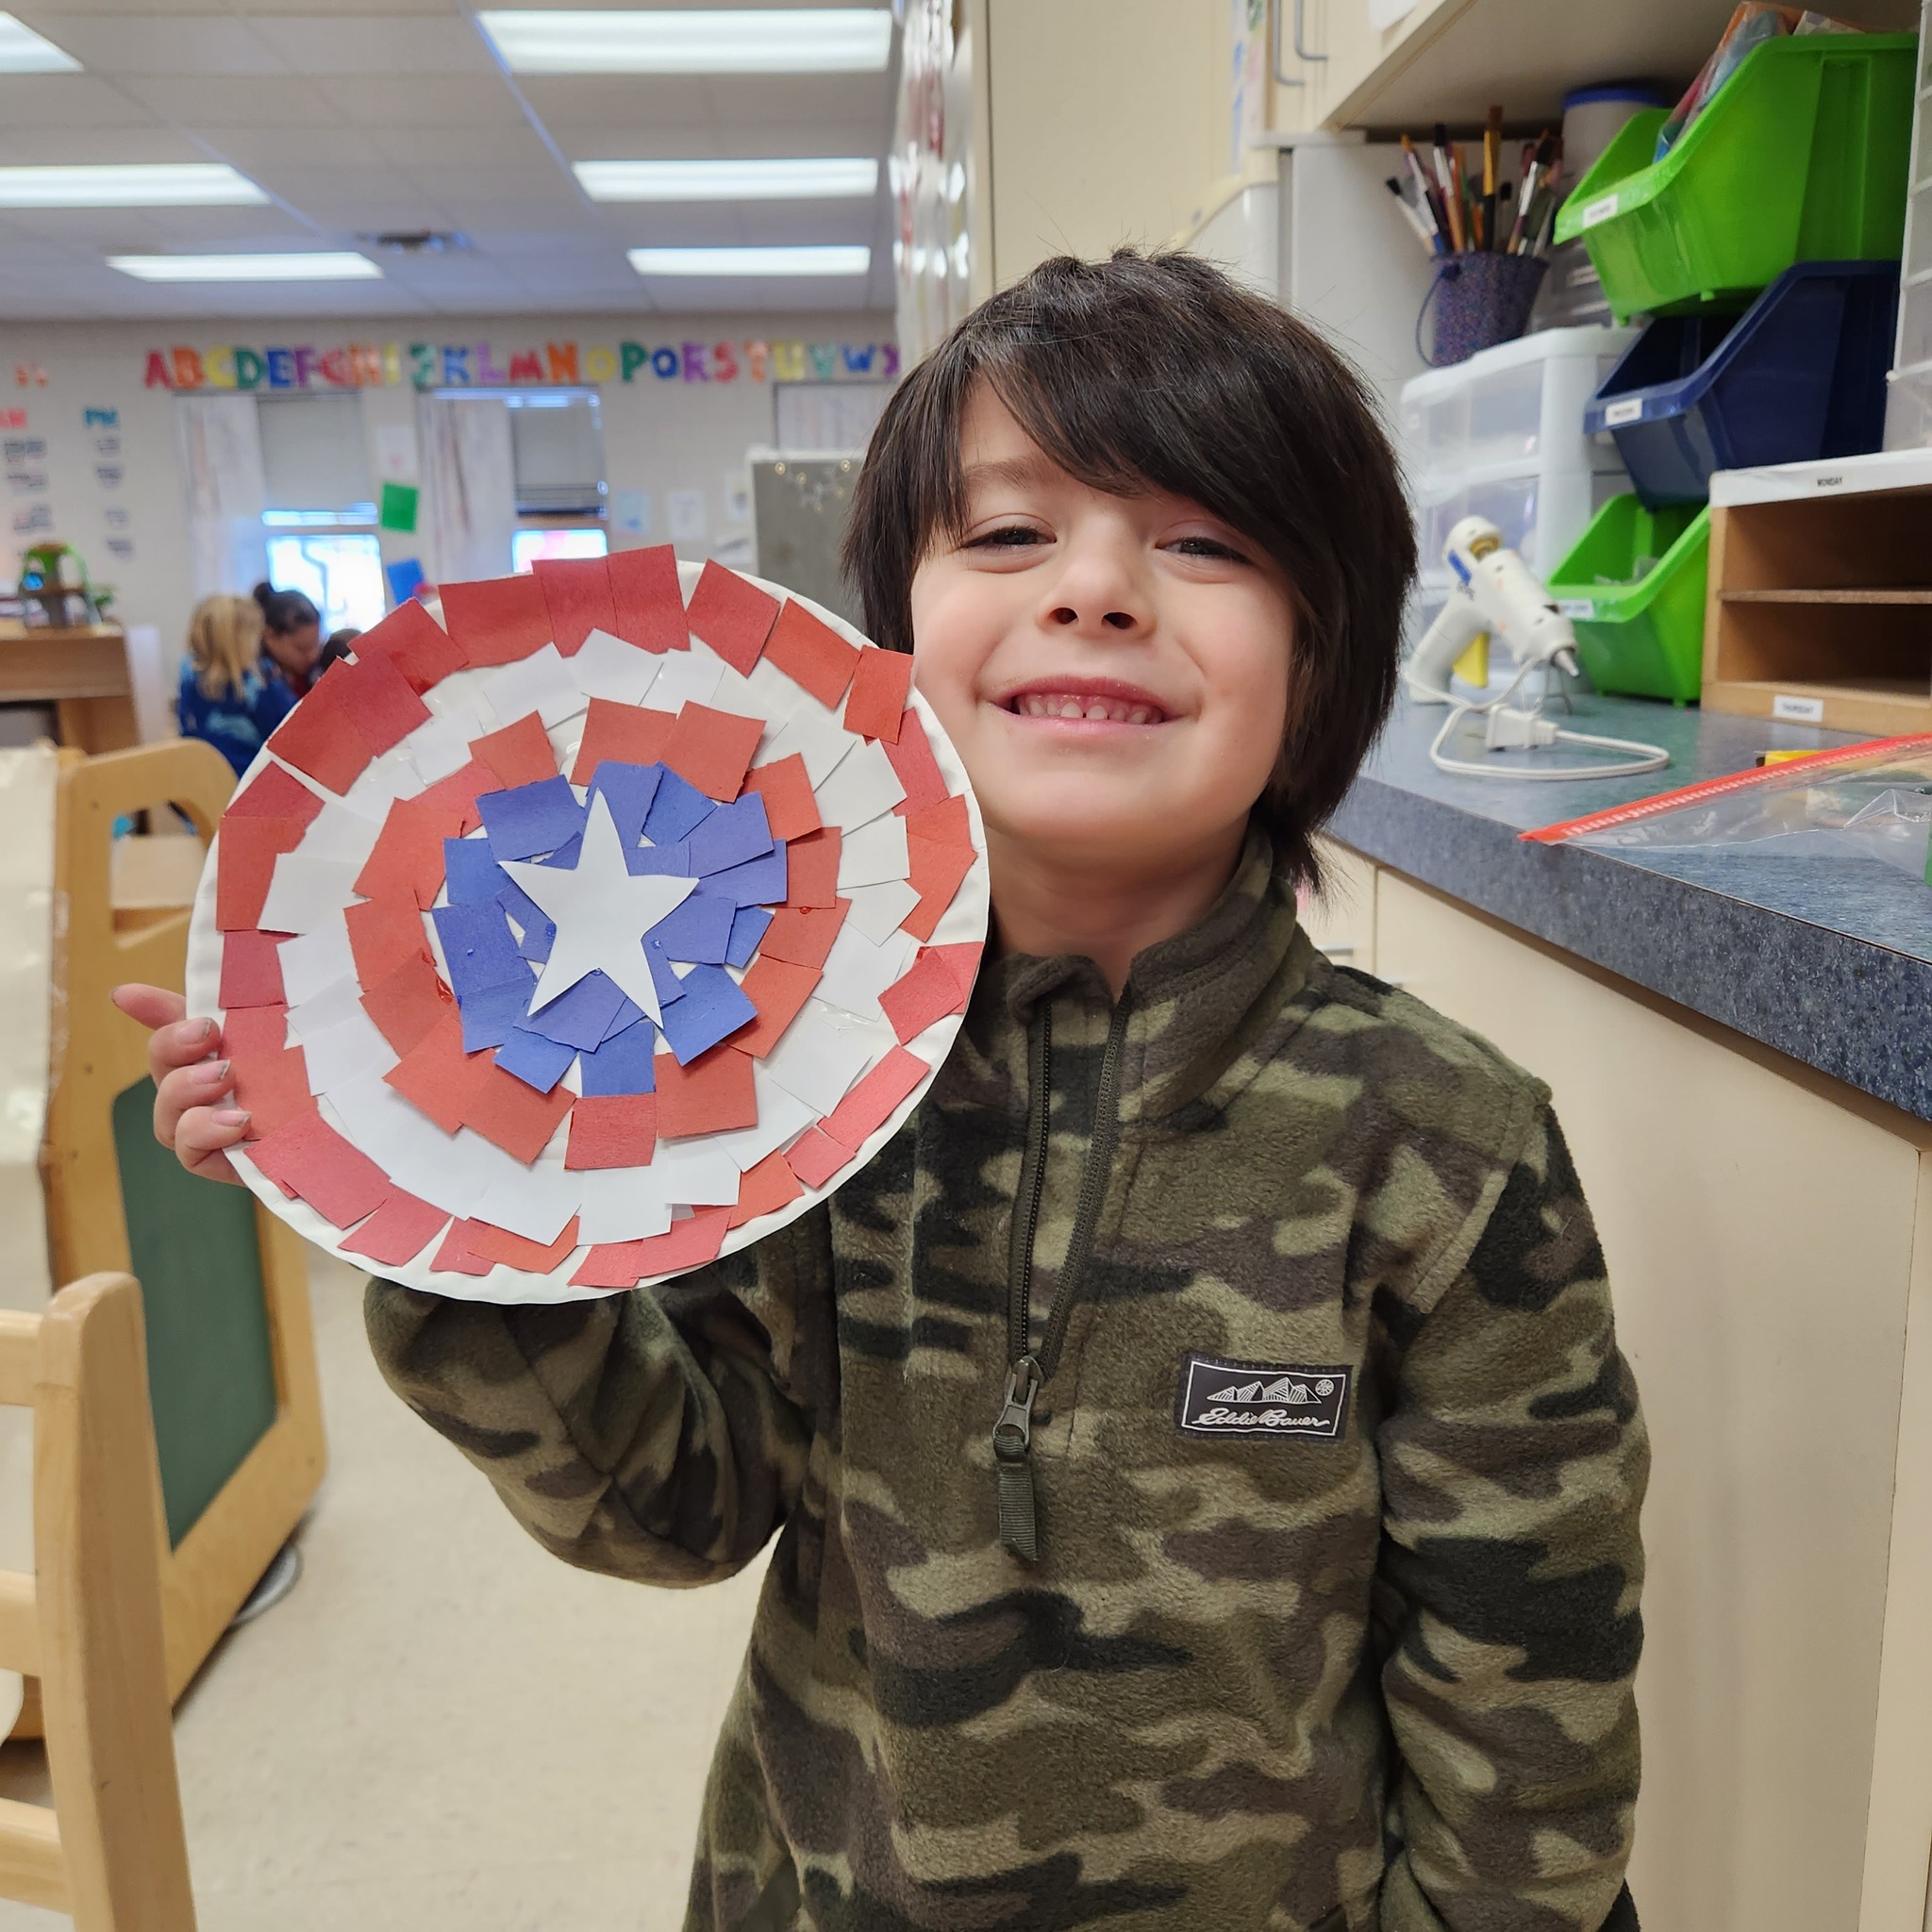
[0, 628, 137, 755]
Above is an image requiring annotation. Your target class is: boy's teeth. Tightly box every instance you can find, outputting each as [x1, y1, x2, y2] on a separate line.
[1013, 691, 1162, 724]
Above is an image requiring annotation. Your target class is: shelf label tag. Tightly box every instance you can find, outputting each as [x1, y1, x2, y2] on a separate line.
[1604, 397, 1644, 427]
[1557, 598, 1595, 621]
[1773, 693, 1826, 724]
[1580, 193, 1620, 228]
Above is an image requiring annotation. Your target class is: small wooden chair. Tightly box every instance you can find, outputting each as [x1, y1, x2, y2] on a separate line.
[0, 1272, 194, 1928]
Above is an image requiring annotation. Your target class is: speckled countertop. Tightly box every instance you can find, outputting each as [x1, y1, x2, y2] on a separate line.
[1326, 691, 1932, 1122]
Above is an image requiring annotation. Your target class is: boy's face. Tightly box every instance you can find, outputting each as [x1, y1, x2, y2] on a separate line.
[909, 388, 1293, 876]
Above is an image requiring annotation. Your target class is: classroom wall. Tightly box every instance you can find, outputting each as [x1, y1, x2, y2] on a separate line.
[0, 308, 893, 700]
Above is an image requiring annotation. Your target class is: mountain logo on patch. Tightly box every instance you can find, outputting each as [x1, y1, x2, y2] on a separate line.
[1177, 1356, 1350, 1440]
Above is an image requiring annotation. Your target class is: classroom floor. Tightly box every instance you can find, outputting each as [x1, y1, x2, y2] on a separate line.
[0, 1250, 766, 1931]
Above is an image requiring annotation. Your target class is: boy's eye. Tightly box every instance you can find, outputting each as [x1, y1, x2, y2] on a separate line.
[1170, 536, 1245, 561]
[966, 525, 1046, 549]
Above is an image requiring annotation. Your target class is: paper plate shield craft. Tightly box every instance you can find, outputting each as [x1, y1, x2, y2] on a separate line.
[182, 554, 988, 1303]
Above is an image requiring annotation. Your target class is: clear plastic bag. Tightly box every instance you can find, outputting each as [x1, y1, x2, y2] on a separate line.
[1524, 734, 1932, 879]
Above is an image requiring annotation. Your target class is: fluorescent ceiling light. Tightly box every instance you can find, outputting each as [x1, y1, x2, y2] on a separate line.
[576, 157, 879, 202]
[108, 253, 381, 282]
[0, 12, 78, 72]
[628, 244, 871, 277]
[0, 164, 266, 208]
[479, 9, 891, 74]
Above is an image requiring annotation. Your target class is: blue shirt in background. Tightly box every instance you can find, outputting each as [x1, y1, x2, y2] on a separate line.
[175, 658, 299, 778]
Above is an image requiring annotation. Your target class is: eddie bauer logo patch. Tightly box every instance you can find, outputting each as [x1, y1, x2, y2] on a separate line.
[1175, 1355, 1351, 1440]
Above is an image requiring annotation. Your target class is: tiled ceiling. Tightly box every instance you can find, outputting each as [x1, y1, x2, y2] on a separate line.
[0, 1, 900, 318]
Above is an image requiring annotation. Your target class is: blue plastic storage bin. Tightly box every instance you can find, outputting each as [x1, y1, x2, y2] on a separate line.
[1581, 260, 1899, 506]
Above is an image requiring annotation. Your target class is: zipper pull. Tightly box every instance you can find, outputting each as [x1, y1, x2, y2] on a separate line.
[992, 1356, 1041, 1562]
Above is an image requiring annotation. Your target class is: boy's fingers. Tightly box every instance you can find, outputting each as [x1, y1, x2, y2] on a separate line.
[173, 1105, 249, 1187]
[154, 1059, 234, 1149]
[111, 984, 186, 1032]
[149, 1014, 222, 1086]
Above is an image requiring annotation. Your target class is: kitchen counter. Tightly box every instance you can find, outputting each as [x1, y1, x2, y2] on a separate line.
[1327, 689, 1932, 1120]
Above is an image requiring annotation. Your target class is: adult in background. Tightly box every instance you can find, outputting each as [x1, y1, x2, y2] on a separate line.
[175, 592, 296, 778]
[253, 581, 322, 698]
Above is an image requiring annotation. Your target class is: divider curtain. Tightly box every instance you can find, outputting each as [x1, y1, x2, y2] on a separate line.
[417, 394, 516, 586]
[175, 393, 269, 604]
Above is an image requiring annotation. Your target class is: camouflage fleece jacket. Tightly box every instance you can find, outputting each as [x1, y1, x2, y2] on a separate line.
[366, 832, 1648, 1932]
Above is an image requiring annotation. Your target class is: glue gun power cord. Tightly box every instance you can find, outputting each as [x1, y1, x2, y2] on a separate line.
[1424, 653, 1670, 783]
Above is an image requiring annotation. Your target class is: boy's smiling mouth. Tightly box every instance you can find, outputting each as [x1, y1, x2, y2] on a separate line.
[995, 677, 1175, 727]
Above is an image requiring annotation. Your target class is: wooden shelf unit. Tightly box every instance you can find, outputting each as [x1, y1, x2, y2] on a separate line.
[1703, 485, 1932, 735]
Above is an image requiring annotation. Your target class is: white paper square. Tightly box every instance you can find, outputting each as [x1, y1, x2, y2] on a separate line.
[819, 921, 916, 1021]
[298, 1008, 393, 1093]
[816, 740, 906, 833]
[648, 649, 724, 713]
[275, 924, 358, 1005]
[649, 1140, 741, 1207]
[762, 1001, 884, 1114]
[405, 716, 473, 786]
[298, 801, 384, 869]
[842, 878, 920, 942]
[287, 974, 371, 1042]
[572, 628, 661, 707]
[837, 816, 911, 890]
[760, 701, 855, 789]
[578, 1169, 675, 1244]
[485, 644, 587, 731]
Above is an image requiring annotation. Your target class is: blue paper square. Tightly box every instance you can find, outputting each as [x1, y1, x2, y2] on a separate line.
[627, 840, 690, 877]
[601, 992, 643, 1042]
[495, 878, 555, 963]
[478, 776, 585, 861]
[538, 833, 582, 870]
[525, 972, 626, 1052]
[645, 890, 736, 965]
[726, 906, 774, 970]
[588, 760, 664, 847]
[458, 974, 536, 1054]
[643, 769, 714, 845]
[579, 1019, 657, 1096]
[658, 965, 758, 1065]
[689, 794, 773, 876]
[705, 841, 788, 908]
[646, 941, 688, 1009]
[431, 902, 527, 998]
[494, 1026, 576, 1094]
[443, 836, 508, 906]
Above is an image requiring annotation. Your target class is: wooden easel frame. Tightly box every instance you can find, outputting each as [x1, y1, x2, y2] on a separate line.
[42, 741, 325, 1707]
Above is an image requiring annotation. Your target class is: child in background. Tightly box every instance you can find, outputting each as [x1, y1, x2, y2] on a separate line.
[123, 251, 1646, 1932]
[174, 591, 297, 779]
[316, 626, 361, 677]
[253, 581, 323, 698]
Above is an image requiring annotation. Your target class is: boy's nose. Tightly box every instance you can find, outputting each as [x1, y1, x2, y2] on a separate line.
[1047, 604, 1139, 631]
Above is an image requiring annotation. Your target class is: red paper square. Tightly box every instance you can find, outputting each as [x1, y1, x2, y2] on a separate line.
[267, 675, 372, 795]
[764, 600, 859, 708]
[383, 1009, 485, 1133]
[684, 560, 781, 675]
[229, 764, 324, 827]
[470, 711, 558, 791]
[431, 1219, 492, 1276]
[568, 700, 676, 785]
[346, 896, 428, 989]
[229, 1045, 313, 1138]
[757, 901, 848, 969]
[360, 950, 453, 1057]
[564, 1093, 658, 1170]
[220, 1003, 287, 1058]
[357, 599, 465, 692]
[821, 1045, 928, 1152]
[340, 1189, 450, 1267]
[843, 648, 914, 742]
[878, 948, 972, 1044]
[733, 958, 821, 1058]
[784, 828, 841, 908]
[741, 755, 822, 841]
[247, 1111, 391, 1228]
[730, 1149, 803, 1228]
[468, 1216, 581, 1273]
[785, 1125, 852, 1192]
[885, 710, 949, 813]
[663, 703, 763, 802]
[925, 941, 984, 999]
[533, 555, 617, 655]
[216, 816, 301, 931]
[902, 835, 975, 942]
[332, 649, 432, 757]
[570, 1242, 643, 1290]
[632, 1208, 731, 1276]
[354, 798, 448, 909]
[220, 929, 286, 1009]
[902, 792, 972, 850]
[441, 575, 551, 667]
[461, 1053, 574, 1162]
[656, 1045, 758, 1139]
[419, 758, 501, 832]
[607, 544, 688, 654]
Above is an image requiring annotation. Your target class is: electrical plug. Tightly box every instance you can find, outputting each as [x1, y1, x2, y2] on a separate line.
[1484, 706, 1562, 752]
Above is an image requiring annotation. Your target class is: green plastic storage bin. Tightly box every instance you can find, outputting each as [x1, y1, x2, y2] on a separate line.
[1554, 34, 1916, 321]
[1547, 497, 1712, 704]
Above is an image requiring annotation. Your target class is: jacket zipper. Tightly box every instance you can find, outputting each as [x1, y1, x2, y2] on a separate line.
[992, 990, 1135, 1562]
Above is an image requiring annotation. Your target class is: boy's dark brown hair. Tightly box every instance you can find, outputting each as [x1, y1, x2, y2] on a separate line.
[843, 247, 1416, 891]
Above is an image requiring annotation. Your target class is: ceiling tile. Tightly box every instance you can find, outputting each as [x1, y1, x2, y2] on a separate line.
[314, 75, 515, 126]
[0, 76, 162, 129]
[117, 75, 348, 124]
[195, 128, 384, 170]
[365, 125, 554, 169]
[37, 15, 288, 76]
[248, 15, 496, 75]
[513, 76, 717, 131]
[0, 127, 208, 166]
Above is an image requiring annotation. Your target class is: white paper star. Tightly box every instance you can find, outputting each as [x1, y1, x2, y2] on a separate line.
[501, 792, 695, 1025]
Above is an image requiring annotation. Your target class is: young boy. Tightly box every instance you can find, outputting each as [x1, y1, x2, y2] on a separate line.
[124, 251, 1645, 1932]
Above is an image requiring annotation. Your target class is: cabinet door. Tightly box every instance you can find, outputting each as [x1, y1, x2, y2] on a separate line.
[1300, 837, 1378, 974]
[1374, 869, 1924, 1932]
[1272, 0, 1449, 127]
